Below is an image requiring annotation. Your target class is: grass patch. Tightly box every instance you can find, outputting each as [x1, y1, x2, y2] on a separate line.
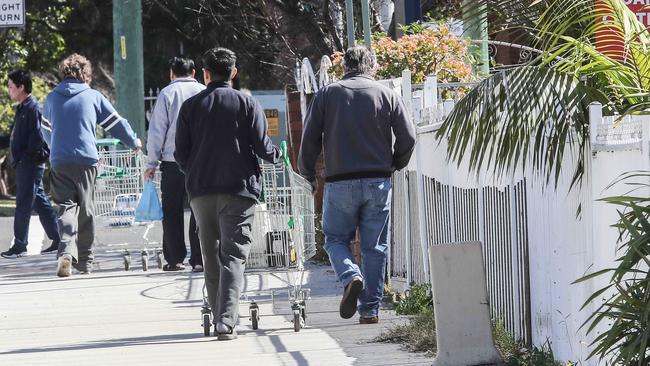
[493, 317, 569, 365]
[375, 289, 571, 365]
[374, 306, 436, 355]
[0, 199, 15, 217]
[394, 283, 432, 315]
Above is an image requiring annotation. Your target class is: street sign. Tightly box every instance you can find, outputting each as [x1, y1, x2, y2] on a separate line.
[0, 0, 25, 28]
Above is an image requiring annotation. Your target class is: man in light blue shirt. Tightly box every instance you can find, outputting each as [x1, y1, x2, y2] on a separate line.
[144, 56, 205, 272]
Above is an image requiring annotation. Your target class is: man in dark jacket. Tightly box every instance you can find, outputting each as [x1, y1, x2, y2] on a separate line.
[1, 70, 61, 259]
[299, 46, 416, 324]
[175, 47, 281, 340]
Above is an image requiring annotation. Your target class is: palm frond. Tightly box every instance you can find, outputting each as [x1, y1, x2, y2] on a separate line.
[436, 65, 602, 188]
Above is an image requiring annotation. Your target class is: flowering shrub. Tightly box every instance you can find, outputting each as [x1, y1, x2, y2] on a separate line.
[329, 24, 474, 85]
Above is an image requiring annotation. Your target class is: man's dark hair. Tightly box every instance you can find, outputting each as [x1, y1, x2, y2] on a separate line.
[342, 46, 376, 74]
[8, 70, 32, 94]
[202, 47, 236, 81]
[169, 56, 195, 77]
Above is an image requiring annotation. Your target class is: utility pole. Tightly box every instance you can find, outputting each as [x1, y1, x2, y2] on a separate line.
[345, 0, 373, 49]
[112, 0, 146, 144]
[462, 0, 489, 75]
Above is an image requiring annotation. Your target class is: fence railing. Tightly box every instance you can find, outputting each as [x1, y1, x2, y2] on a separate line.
[390, 166, 532, 344]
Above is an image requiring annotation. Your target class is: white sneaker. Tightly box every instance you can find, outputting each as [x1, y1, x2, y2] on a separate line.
[57, 254, 72, 277]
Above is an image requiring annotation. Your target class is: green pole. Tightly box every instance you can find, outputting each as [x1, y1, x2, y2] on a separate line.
[463, 0, 489, 75]
[345, 0, 355, 48]
[112, 0, 146, 145]
[361, 0, 372, 49]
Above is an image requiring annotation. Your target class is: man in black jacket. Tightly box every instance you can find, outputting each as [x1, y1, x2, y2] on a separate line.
[1, 70, 60, 259]
[175, 47, 281, 340]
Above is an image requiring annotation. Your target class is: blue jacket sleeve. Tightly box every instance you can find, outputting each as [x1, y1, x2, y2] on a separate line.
[97, 94, 138, 149]
[41, 99, 52, 147]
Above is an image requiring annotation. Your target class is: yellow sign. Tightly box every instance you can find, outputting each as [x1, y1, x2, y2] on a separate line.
[120, 36, 127, 60]
[265, 109, 279, 136]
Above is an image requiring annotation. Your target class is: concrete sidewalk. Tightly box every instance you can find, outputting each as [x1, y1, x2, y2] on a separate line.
[0, 218, 433, 366]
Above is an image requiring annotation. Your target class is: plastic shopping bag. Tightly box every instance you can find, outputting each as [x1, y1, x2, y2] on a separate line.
[135, 180, 163, 222]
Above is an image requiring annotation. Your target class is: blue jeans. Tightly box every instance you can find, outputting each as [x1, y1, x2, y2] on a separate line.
[323, 177, 392, 318]
[14, 160, 60, 249]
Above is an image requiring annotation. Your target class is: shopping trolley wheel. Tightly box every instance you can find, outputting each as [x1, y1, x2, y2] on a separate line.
[123, 251, 131, 271]
[203, 313, 211, 336]
[292, 309, 302, 332]
[141, 251, 149, 272]
[300, 300, 307, 322]
[156, 251, 163, 269]
[250, 303, 259, 330]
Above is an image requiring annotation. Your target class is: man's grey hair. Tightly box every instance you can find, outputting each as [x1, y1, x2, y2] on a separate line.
[342, 46, 376, 74]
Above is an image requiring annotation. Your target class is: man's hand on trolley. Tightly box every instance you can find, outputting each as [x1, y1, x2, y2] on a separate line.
[144, 168, 156, 181]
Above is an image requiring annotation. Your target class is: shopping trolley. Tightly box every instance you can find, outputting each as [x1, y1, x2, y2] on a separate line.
[201, 143, 317, 334]
[94, 139, 163, 271]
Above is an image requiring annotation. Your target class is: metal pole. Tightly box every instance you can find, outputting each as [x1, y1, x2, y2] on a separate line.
[361, 0, 372, 49]
[345, 0, 355, 48]
[463, 0, 489, 75]
[113, 0, 146, 145]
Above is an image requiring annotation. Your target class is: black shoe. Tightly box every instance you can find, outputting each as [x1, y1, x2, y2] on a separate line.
[1, 246, 27, 259]
[41, 242, 59, 255]
[192, 264, 204, 273]
[339, 276, 363, 319]
[162, 263, 185, 271]
[359, 316, 379, 324]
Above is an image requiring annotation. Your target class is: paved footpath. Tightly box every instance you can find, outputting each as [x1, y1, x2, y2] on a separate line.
[0, 217, 433, 366]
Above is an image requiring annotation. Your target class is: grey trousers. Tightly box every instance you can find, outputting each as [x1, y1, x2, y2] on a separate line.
[50, 163, 97, 265]
[190, 193, 256, 327]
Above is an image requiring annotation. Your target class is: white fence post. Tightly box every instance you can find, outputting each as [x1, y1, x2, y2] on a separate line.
[401, 69, 415, 285]
[589, 103, 602, 151]
[401, 69, 412, 117]
[404, 172, 412, 287]
[423, 74, 438, 110]
[508, 174, 522, 340]
[442, 99, 455, 119]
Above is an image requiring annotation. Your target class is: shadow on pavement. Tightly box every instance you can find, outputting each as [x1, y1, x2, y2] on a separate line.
[0, 333, 211, 356]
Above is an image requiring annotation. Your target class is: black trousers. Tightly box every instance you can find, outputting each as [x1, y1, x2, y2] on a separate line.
[160, 161, 202, 267]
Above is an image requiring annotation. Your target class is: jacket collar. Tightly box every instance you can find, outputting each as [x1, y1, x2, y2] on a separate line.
[342, 71, 374, 81]
[171, 77, 200, 85]
[17, 95, 37, 110]
[206, 81, 231, 89]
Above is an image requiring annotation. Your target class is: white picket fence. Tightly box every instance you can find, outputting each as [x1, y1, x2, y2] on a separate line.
[296, 60, 650, 364]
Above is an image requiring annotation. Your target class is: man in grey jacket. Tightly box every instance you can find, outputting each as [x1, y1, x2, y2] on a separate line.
[144, 56, 205, 272]
[299, 46, 416, 324]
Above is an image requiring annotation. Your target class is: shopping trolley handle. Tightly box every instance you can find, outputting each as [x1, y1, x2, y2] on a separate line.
[280, 140, 291, 169]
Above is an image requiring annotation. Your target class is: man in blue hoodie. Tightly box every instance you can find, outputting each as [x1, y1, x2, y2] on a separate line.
[0, 70, 61, 259]
[42, 54, 141, 277]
